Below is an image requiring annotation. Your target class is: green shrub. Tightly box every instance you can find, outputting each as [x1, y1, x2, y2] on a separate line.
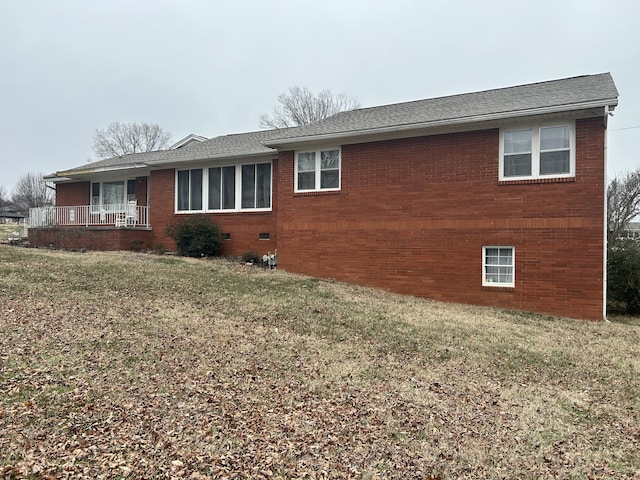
[152, 242, 166, 255]
[608, 240, 640, 314]
[166, 215, 221, 258]
[241, 251, 260, 264]
[129, 239, 144, 252]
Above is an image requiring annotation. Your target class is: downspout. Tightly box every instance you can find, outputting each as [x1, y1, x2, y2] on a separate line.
[603, 106, 614, 322]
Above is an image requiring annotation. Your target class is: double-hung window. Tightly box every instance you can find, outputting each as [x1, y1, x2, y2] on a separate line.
[500, 123, 574, 180]
[176, 162, 272, 213]
[295, 148, 340, 192]
[482, 246, 514, 287]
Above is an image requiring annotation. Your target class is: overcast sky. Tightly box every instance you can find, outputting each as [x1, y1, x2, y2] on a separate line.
[1, 0, 638, 194]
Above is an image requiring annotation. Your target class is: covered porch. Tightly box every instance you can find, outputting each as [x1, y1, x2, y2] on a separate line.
[28, 204, 150, 228]
[27, 204, 153, 251]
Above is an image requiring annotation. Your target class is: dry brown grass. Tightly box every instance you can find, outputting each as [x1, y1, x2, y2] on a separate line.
[0, 225, 23, 243]
[1, 246, 639, 479]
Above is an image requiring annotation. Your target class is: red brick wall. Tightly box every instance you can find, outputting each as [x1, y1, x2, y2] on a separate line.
[47, 118, 606, 320]
[274, 117, 606, 320]
[135, 177, 148, 206]
[55, 178, 148, 206]
[56, 182, 90, 206]
[28, 227, 152, 251]
[149, 169, 176, 250]
[149, 168, 277, 256]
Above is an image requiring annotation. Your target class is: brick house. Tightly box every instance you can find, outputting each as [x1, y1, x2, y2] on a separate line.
[31, 73, 619, 320]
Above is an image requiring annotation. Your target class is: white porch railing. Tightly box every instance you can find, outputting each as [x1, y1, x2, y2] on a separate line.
[28, 204, 150, 228]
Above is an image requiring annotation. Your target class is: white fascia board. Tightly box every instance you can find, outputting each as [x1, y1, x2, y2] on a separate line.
[169, 134, 208, 149]
[147, 151, 275, 168]
[263, 100, 618, 149]
[54, 163, 149, 179]
[44, 175, 73, 183]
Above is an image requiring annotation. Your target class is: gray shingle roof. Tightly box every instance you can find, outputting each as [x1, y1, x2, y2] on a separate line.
[54, 150, 172, 176]
[146, 129, 279, 167]
[264, 73, 618, 146]
[50, 73, 617, 180]
[50, 130, 280, 178]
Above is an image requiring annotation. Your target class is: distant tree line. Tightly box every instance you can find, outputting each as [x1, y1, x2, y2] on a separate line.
[0, 172, 54, 214]
[607, 168, 640, 314]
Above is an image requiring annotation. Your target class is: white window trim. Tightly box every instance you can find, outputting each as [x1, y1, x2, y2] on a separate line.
[175, 169, 202, 212]
[174, 161, 273, 214]
[294, 147, 341, 193]
[482, 246, 515, 288]
[499, 121, 575, 181]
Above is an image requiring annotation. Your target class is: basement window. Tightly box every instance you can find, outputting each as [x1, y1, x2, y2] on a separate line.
[259, 232, 270, 240]
[482, 246, 514, 287]
[222, 233, 231, 240]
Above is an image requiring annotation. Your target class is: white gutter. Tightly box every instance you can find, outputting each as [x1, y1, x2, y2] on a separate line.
[603, 105, 613, 322]
[263, 99, 619, 148]
[51, 163, 149, 179]
[146, 150, 276, 167]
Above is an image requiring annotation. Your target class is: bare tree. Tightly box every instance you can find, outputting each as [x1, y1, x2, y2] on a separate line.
[11, 172, 54, 213]
[608, 168, 640, 244]
[93, 122, 172, 159]
[259, 87, 360, 129]
[0, 185, 9, 208]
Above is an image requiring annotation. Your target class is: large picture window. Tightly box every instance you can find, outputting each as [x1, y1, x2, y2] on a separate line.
[176, 162, 272, 213]
[500, 123, 574, 180]
[295, 148, 340, 192]
[91, 180, 136, 209]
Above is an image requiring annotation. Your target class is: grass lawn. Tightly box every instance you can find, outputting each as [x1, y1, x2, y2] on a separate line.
[0, 224, 24, 243]
[1, 245, 638, 479]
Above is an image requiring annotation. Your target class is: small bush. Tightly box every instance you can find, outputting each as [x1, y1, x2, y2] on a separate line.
[241, 251, 260, 264]
[608, 241, 640, 314]
[166, 215, 221, 258]
[129, 239, 144, 252]
[152, 242, 166, 255]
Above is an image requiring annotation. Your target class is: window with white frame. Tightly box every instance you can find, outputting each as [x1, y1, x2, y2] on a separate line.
[295, 148, 340, 192]
[483, 246, 514, 287]
[177, 169, 203, 211]
[500, 123, 574, 180]
[176, 162, 272, 213]
[241, 163, 271, 209]
[208, 166, 235, 210]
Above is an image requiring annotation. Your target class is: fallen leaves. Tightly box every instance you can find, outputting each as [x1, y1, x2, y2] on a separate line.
[1, 247, 639, 478]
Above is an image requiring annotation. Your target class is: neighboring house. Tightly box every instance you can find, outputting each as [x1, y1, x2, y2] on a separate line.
[169, 134, 208, 150]
[30, 73, 619, 321]
[0, 208, 26, 224]
[620, 222, 640, 242]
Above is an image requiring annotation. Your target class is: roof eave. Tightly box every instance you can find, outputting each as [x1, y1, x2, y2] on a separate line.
[50, 163, 150, 181]
[147, 150, 276, 167]
[263, 99, 618, 149]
